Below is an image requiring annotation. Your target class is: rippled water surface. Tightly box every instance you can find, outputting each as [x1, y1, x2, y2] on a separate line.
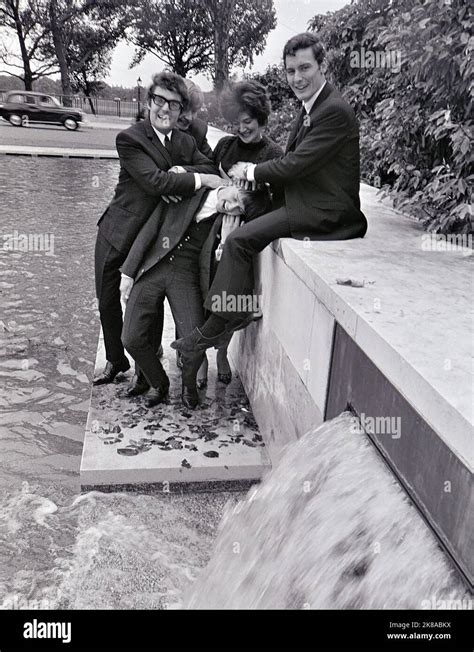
[0, 157, 239, 609]
[1, 157, 115, 491]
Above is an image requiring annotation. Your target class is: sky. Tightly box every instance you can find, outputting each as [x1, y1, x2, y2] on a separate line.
[108, 0, 348, 91]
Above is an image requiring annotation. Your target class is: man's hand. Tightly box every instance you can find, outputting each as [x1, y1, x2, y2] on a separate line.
[200, 174, 229, 189]
[228, 162, 256, 190]
[221, 215, 241, 242]
[120, 274, 134, 304]
[162, 166, 185, 202]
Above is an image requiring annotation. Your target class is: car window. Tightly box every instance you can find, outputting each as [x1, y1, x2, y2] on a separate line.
[8, 94, 25, 103]
[39, 96, 54, 106]
[24, 96, 37, 104]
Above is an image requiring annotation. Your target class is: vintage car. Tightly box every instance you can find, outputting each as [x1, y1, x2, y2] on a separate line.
[0, 91, 84, 130]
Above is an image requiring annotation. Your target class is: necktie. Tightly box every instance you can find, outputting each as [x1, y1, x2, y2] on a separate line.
[298, 108, 307, 131]
[287, 108, 306, 151]
[164, 134, 172, 155]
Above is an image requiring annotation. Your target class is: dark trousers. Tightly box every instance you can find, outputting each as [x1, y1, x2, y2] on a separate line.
[94, 231, 127, 363]
[122, 261, 205, 388]
[204, 206, 291, 319]
[95, 231, 164, 366]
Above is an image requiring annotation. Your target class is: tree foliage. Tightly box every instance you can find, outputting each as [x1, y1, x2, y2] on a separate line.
[0, 0, 57, 89]
[1, 0, 130, 97]
[129, 0, 276, 89]
[309, 0, 473, 234]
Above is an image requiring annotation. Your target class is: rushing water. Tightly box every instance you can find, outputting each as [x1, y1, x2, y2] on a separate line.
[185, 414, 471, 609]
[0, 158, 470, 611]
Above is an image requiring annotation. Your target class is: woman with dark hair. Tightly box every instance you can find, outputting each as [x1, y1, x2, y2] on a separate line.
[196, 80, 283, 387]
[214, 80, 283, 176]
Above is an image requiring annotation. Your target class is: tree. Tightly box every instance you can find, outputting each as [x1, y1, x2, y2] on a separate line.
[62, 6, 130, 112]
[204, 0, 235, 91]
[0, 0, 58, 89]
[128, 0, 213, 77]
[32, 0, 131, 99]
[129, 0, 276, 90]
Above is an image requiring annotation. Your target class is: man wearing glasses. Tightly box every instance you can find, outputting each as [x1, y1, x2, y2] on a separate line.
[93, 71, 222, 387]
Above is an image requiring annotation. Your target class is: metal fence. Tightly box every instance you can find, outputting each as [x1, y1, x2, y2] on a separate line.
[0, 90, 143, 118]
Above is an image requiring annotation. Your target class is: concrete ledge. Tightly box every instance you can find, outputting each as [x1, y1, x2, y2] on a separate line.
[230, 182, 473, 586]
[263, 184, 472, 468]
[0, 145, 118, 159]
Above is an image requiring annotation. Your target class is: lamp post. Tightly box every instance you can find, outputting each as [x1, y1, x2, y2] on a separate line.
[137, 77, 142, 114]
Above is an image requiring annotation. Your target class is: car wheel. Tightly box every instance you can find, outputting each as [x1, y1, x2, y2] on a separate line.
[9, 114, 23, 127]
[63, 117, 78, 131]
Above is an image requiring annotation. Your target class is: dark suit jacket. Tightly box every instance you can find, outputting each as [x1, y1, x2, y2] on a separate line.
[97, 118, 216, 254]
[255, 83, 367, 240]
[187, 117, 213, 159]
[121, 189, 215, 282]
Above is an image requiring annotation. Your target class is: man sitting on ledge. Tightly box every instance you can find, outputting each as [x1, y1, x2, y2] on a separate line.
[171, 32, 368, 357]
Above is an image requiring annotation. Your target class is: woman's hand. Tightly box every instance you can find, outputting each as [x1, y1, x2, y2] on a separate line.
[221, 215, 242, 242]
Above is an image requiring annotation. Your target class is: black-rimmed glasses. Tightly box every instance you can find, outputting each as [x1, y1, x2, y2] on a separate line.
[151, 94, 183, 112]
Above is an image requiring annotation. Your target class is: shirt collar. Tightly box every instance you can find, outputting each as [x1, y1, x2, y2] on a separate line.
[151, 124, 172, 145]
[303, 80, 327, 114]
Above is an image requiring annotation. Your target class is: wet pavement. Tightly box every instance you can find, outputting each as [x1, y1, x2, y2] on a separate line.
[0, 119, 120, 150]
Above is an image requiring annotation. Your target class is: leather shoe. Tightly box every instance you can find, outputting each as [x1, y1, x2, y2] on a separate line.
[125, 372, 149, 397]
[181, 381, 199, 409]
[93, 358, 130, 385]
[144, 383, 169, 408]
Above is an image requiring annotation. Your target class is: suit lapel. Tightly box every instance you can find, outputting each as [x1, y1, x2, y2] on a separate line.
[144, 118, 173, 166]
[286, 83, 334, 152]
[158, 189, 210, 251]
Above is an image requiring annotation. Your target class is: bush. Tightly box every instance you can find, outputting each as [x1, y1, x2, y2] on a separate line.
[309, 0, 473, 234]
[264, 97, 300, 148]
[245, 64, 294, 112]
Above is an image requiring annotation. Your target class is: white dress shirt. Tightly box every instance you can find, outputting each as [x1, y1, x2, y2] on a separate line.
[303, 80, 327, 115]
[194, 188, 220, 222]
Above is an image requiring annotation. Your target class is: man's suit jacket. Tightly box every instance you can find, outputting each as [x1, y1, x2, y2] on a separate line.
[97, 118, 216, 254]
[121, 189, 215, 282]
[255, 82, 367, 240]
[187, 117, 213, 159]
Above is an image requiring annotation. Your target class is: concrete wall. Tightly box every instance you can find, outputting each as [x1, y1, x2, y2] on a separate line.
[228, 184, 473, 587]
